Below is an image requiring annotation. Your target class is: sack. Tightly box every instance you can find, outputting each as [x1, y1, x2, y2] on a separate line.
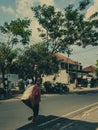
[21, 85, 34, 109]
[21, 85, 34, 100]
[22, 99, 33, 109]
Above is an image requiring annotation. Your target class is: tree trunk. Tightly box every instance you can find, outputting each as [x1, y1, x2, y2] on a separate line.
[1, 69, 5, 89]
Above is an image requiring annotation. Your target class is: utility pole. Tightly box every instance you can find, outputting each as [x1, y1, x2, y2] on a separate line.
[66, 48, 73, 84]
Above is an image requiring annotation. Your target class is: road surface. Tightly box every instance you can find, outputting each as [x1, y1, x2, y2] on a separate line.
[0, 91, 98, 130]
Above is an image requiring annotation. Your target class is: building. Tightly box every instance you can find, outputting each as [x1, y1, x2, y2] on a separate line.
[83, 65, 96, 74]
[43, 53, 83, 86]
[82, 65, 97, 80]
[0, 74, 19, 88]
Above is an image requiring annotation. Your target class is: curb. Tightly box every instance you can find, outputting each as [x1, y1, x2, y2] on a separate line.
[0, 98, 20, 103]
[70, 87, 98, 94]
[1, 88, 98, 102]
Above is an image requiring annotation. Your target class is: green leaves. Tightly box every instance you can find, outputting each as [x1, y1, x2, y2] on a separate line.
[79, 0, 90, 10]
[32, 4, 66, 54]
[0, 18, 31, 47]
[16, 43, 60, 78]
[32, 1, 98, 52]
[0, 42, 17, 71]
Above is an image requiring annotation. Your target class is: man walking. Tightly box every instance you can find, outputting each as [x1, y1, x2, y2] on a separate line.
[29, 77, 42, 123]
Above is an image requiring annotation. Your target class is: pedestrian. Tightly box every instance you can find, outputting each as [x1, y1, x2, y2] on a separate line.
[90, 78, 94, 88]
[25, 78, 29, 87]
[29, 77, 42, 123]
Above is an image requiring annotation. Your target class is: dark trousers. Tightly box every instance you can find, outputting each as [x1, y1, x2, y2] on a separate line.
[32, 104, 39, 119]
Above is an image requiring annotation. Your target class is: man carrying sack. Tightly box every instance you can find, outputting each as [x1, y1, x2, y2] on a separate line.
[29, 77, 42, 123]
[21, 77, 42, 123]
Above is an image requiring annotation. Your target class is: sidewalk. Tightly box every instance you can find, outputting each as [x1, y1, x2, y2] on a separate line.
[70, 86, 98, 93]
[73, 86, 98, 92]
[1, 87, 98, 101]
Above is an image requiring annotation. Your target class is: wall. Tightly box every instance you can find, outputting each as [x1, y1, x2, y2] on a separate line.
[42, 70, 68, 84]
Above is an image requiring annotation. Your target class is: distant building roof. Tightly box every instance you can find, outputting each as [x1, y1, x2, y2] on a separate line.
[54, 53, 81, 66]
[83, 65, 96, 73]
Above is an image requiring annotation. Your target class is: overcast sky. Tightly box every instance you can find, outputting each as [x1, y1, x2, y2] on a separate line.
[0, 0, 98, 67]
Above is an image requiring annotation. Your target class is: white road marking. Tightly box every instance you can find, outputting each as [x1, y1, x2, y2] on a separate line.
[38, 102, 98, 127]
[60, 121, 77, 130]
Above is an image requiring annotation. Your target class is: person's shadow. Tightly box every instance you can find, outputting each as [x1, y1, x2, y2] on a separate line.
[16, 115, 98, 130]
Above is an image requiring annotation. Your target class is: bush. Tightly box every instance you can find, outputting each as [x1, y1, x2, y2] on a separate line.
[41, 86, 46, 94]
[43, 81, 53, 93]
[43, 81, 69, 94]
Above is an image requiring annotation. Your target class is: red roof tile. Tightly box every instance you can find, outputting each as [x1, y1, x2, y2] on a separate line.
[83, 65, 96, 72]
[54, 53, 81, 65]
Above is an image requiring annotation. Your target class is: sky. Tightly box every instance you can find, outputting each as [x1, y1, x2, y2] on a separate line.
[0, 0, 98, 68]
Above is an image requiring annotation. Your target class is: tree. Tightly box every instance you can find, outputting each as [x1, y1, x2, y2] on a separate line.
[32, 5, 66, 54]
[17, 46, 37, 81]
[88, 12, 98, 46]
[31, 0, 98, 53]
[88, 8, 98, 74]
[95, 60, 98, 77]
[0, 43, 17, 88]
[79, 0, 90, 10]
[17, 43, 59, 83]
[0, 18, 31, 48]
[0, 18, 31, 88]
[31, 43, 59, 75]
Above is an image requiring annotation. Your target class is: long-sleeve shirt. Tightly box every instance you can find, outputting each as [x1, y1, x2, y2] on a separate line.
[31, 84, 41, 104]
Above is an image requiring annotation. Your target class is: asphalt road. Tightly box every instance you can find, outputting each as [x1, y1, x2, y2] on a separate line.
[0, 91, 98, 130]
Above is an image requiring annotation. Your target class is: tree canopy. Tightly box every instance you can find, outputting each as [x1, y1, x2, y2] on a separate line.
[16, 43, 59, 81]
[0, 18, 31, 88]
[32, 1, 98, 54]
[0, 18, 31, 48]
[0, 42, 18, 88]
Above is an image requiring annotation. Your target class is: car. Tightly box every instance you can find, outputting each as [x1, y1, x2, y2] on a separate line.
[0, 88, 6, 100]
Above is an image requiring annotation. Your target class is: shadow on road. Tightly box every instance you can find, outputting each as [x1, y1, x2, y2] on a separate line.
[16, 115, 98, 130]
